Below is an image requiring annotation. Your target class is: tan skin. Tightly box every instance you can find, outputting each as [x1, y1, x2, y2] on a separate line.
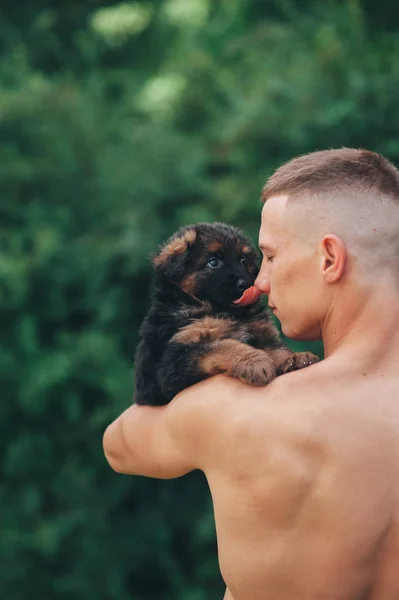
[104, 195, 399, 600]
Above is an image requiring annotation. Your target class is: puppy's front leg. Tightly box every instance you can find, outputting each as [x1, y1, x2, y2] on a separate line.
[171, 317, 276, 386]
[246, 319, 319, 374]
[157, 338, 276, 402]
[200, 339, 276, 386]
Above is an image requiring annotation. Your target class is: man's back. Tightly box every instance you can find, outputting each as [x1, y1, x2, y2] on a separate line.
[207, 361, 399, 600]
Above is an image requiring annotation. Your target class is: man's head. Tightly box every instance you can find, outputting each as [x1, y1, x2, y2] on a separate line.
[255, 148, 399, 341]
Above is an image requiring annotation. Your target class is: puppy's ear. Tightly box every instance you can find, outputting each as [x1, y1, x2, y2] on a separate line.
[152, 227, 197, 280]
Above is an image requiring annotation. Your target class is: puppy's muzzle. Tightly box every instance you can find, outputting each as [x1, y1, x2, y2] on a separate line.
[236, 278, 248, 292]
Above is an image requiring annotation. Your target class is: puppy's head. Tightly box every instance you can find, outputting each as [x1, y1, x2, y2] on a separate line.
[153, 223, 260, 309]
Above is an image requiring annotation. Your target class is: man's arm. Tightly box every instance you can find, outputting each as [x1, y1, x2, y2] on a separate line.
[103, 396, 197, 479]
[103, 377, 232, 478]
[103, 374, 265, 479]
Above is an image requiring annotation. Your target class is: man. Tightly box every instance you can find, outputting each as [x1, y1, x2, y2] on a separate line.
[103, 148, 399, 600]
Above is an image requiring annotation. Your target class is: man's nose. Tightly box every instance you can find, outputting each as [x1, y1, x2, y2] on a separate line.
[254, 265, 271, 295]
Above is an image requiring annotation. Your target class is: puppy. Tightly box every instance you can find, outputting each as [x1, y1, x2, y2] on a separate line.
[134, 222, 318, 406]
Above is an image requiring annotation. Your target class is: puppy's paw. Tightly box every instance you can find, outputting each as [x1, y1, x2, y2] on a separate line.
[230, 351, 276, 386]
[277, 351, 319, 375]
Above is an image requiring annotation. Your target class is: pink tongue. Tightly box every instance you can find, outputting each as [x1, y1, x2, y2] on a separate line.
[232, 286, 262, 306]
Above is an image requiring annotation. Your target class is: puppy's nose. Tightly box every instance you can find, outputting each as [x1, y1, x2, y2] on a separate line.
[236, 278, 247, 292]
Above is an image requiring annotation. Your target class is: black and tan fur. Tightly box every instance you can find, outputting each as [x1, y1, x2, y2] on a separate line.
[134, 222, 318, 406]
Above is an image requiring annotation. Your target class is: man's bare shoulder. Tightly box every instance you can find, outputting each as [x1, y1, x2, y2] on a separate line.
[173, 363, 326, 426]
[173, 373, 286, 420]
[170, 372, 309, 462]
[173, 374, 258, 410]
[171, 363, 330, 466]
[169, 375, 253, 441]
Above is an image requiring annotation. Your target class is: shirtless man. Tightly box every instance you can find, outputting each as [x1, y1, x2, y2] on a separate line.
[103, 148, 399, 600]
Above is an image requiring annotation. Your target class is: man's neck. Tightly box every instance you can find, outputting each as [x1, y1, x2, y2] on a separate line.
[322, 279, 399, 368]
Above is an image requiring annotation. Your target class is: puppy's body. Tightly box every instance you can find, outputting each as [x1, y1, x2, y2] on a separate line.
[134, 223, 317, 406]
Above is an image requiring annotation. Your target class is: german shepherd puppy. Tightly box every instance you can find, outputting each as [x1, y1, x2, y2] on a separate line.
[134, 223, 318, 406]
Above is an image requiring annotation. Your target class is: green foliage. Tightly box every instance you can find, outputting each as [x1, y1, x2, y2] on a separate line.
[1, 0, 399, 597]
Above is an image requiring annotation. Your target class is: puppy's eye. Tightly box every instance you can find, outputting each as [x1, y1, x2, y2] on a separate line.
[206, 257, 223, 268]
[241, 257, 258, 272]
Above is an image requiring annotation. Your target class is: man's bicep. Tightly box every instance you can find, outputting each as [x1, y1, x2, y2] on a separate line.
[103, 375, 242, 479]
[103, 400, 198, 479]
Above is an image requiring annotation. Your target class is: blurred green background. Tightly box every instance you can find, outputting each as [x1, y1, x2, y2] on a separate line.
[2, 1, 399, 598]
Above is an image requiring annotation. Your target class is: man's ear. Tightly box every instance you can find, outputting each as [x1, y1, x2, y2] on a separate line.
[152, 227, 197, 280]
[320, 234, 346, 283]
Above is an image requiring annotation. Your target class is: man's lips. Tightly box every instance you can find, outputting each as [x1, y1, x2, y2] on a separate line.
[232, 286, 262, 306]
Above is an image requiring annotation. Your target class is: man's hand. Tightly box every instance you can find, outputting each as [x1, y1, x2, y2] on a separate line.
[103, 387, 209, 479]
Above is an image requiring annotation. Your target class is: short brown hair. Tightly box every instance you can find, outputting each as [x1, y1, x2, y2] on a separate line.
[261, 148, 399, 204]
